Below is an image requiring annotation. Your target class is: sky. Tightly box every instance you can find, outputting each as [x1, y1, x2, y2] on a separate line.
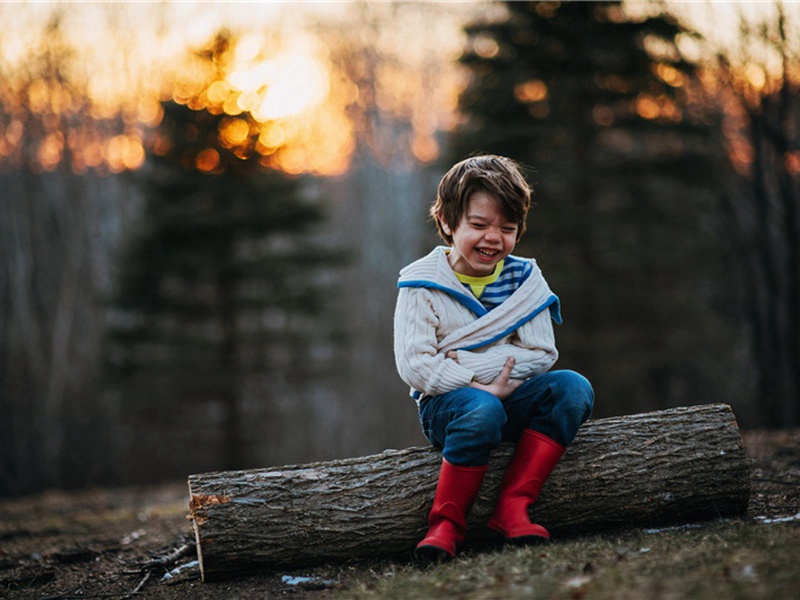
[1, 0, 797, 175]
[0, 1, 483, 174]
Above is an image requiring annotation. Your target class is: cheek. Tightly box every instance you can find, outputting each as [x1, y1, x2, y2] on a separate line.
[454, 230, 477, 245]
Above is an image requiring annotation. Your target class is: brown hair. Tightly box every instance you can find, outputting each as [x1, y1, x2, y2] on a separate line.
[430, 154, 532, 244]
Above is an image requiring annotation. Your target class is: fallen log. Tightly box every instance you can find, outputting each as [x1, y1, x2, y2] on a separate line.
[188, 403, 750, 581]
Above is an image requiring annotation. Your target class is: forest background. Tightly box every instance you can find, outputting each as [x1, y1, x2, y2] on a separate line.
[1, 0, 799, 498]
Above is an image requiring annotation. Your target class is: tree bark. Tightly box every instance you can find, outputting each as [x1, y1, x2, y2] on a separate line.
[188, 403, 750, 581]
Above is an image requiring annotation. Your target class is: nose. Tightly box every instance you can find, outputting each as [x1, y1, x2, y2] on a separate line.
[485, 228, 502, 242]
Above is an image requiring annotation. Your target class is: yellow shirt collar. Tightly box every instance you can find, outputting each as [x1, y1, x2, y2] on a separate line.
[453, 260, 504, 298]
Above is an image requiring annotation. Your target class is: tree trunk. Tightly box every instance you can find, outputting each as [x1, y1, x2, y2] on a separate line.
[188, 403, 750, 581]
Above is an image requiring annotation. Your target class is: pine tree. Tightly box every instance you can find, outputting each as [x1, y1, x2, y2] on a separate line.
[105, 34, 343, 480]
[452, 1, 734, 415]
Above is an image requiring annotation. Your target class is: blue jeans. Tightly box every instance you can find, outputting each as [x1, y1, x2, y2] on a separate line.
[418, 370, 594, 466]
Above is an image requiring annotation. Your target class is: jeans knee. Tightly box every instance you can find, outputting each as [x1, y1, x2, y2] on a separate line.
[555, 369, 593, 401]
[558, 371, 594, 422]
[454, 391, 506, 444]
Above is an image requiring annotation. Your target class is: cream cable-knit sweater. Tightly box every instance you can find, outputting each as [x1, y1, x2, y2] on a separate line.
[393, 246, 561, 401]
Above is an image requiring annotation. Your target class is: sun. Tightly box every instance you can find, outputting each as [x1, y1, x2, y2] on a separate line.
[225, 33, 329, 122]
[163, 29, 355, 176]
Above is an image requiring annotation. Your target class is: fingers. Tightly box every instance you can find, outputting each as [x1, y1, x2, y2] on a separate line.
[474, 357, 521, 400]
[497, 356, 515, 382]
[494, 357, 522, 399]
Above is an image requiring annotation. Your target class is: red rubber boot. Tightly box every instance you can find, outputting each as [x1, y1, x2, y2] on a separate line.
[487, 429, 565, 544]
[415, 459, 488, 564]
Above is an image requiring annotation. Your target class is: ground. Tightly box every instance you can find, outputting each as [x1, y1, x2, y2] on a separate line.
[1, 429, 799, 599]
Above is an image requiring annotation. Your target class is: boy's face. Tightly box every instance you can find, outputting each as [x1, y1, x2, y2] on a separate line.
[440, 190, 518, 277]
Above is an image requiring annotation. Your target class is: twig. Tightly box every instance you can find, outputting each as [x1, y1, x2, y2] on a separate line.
[131, 571, 150, 594]
[43, 569, 155, 600]
[41, 587, 82, 600]
[140, 541, 195, 572]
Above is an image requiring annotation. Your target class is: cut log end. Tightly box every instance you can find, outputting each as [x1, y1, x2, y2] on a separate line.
[186, 487, 214, 582]
[188, 403, 750, 581]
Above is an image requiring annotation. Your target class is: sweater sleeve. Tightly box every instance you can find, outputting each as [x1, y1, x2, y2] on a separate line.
[393, 287, 476, 396]
[454, 309, 558, 383]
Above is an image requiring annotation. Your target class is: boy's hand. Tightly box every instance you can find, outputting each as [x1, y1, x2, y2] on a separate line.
[469, 357, 522, 400]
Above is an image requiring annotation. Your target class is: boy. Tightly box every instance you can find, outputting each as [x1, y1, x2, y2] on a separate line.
[393, 154, 594, 564]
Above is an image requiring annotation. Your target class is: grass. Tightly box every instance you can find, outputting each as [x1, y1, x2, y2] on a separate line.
[339, 519, 800, 599]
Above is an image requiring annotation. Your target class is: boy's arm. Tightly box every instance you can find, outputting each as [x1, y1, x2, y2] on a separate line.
[454, 310, 558, 383]
[393, 287, 476, 396]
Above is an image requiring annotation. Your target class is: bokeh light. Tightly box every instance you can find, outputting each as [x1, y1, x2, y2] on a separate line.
[0, 2, 478, 177]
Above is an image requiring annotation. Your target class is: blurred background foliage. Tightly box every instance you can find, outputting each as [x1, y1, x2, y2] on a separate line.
[1, 1, 798, 496]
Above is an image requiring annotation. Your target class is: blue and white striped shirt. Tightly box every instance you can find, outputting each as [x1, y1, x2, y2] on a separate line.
[456, 256, 533, 311]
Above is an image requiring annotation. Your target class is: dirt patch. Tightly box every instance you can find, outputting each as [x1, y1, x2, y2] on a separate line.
[1, 429, 799, 599]
[0, 485, 197, 598]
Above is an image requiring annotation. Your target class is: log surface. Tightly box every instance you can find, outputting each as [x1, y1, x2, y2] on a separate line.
[188, 403, 750, 580]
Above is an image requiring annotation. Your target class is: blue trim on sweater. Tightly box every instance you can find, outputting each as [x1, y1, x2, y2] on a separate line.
[457, 294, 562, 351]
[397, 280, 488, 317]
[549, 295, 563, 325]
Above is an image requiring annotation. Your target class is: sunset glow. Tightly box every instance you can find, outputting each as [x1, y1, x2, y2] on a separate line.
[2, 1, 799, 178]
[0, 2, 476, 177]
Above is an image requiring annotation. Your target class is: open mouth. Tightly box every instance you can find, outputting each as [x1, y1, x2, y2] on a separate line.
[476, 248, 499, 259]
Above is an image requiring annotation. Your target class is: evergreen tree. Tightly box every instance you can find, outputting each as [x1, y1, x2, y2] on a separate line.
[709, 7, 800, 426]
[452, 1, 736, 415]
[105, 34, 343, 480]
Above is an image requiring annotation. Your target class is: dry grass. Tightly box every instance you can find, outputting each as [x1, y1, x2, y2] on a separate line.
[341, 518, 800, 600]
[333, 429, 800, 600]
[2, 429, 799, 598]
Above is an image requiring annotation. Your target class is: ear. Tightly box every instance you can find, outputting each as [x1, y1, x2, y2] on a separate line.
[439, 216, 452, 236]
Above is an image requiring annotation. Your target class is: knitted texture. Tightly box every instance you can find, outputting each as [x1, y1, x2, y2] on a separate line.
[394, 247, 559, 400]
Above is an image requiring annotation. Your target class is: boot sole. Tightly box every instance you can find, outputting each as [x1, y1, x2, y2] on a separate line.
[414, 544, 453, 567]
[488, 528, 550, 548]
[507, 534, 549, 547]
